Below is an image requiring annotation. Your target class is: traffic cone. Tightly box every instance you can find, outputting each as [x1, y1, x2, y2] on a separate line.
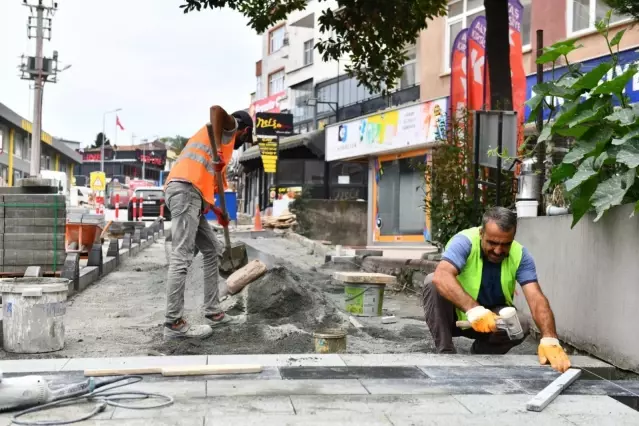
[254, 204, 263, 231]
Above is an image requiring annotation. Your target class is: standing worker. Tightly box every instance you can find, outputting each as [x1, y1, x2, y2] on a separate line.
[422, 207, 571, 373]
[163, 105, 253, 340]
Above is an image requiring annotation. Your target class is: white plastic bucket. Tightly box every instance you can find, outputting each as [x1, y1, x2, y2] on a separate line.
[1, 278, 69, 353]
[516, 200, 538, 218]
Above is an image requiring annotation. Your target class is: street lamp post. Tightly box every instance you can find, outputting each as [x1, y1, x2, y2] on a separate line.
[101, 108, 121, 172]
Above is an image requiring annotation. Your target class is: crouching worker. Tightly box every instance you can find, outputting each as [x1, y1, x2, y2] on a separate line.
[422, 207, 571, 373]
[162, 105, 253, 340]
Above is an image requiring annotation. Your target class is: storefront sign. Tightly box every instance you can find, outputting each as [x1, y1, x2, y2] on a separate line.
[258, 136, 278, 173]
[255, 112, 294, 137]
[325, 97, 448, 161]
[135, 149, 166, 167]
[525, 47, 639, 121]
[248, 91, 287, 120]
[82, 149, 114, 162]
[450, 29, 468, 119]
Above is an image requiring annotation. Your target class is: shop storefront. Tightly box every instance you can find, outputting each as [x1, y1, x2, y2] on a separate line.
[325, 96, 448, 247]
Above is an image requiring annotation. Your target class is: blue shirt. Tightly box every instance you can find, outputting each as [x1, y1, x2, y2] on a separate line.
[442, 234, 538, 307]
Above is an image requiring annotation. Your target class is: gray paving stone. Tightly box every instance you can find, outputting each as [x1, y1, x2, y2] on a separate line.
[204, 413, 393, 426]
[452, 394, 638, 416]
[130, 243, 140, 255]
[0, 402, 114, 425]
[385, 413, 575, 425]
[103, 256, 116, 275]
[62, 355, 208, 372]
[361, 378, 526, 395]
[418, 366, 562, 380]
[280, 366, 428, 380]
[119, 248, 130, 259]
[112, 396, 294, 420]
[207, 354, 347, 367]
[206, 379, 368, 396]
[122, 233, 132, 249]
[73, 417, 205, 426]
[511, 379, 639, 396]
[471, 355, 611, 368]
[205, 366, 282, 380]
[561, 413, 639, 425]
[340, 354, 480, 367]
[0, 358, 69, 373]
[291, 395, 469, 415]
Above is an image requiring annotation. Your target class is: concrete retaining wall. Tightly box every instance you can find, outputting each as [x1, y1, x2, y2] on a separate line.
[294, 199, 367, 246]
[513, 203, 639, 372]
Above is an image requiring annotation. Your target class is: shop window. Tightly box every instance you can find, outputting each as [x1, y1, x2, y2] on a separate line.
[256, 76, 263, 99]
[377, 157, 425, 236]
[304, 160, 324, 184]
[568, 0, 628, 34]
[398, 45, 418, 89]
[0, 125, 7, 153]
[14, 132, 24, 159]
[291, 80, 313, 123]
[277, 160, 304, 185]
[330, 162, 366, 185]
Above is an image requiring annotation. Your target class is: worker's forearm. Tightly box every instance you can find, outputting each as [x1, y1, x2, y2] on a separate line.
[531, 296, 558, 339]
[434, 273, 480, 312]
[210, 106, 236, 149]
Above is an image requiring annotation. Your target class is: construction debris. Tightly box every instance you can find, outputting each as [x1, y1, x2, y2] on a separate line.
[263, 210, 297, 229]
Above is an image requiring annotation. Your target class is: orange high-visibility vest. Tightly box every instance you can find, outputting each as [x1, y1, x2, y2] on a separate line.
[165, 125, 236, 205]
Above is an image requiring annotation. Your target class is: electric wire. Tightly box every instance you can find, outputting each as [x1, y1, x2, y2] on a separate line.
[10, 375, 174, 426]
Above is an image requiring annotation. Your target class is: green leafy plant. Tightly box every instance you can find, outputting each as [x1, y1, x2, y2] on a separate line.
[527, 12, 639, 227]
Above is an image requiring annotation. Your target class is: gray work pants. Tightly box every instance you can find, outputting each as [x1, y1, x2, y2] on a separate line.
[165, 181, 223, 323]
[421, 273, 529, 354]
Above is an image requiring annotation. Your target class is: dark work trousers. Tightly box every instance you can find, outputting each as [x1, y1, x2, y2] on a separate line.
[421, 273, 530, 354]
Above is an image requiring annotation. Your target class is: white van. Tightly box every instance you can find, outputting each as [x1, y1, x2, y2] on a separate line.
[40, 170, 70, 204]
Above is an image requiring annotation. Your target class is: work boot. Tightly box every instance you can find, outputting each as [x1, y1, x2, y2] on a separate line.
[163, 318, 213, 340]
[205, 312, 237, 328]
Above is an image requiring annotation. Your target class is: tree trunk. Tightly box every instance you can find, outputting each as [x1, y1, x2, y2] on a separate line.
[484, 0, 512, 110]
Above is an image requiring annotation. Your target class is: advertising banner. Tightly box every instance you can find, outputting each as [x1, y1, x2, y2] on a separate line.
[468, 16, 489, 111]
[509, 0, 526, 148]
[255, 112, 294, 137]
[258, 136, 279, 173]
[525, 47, 639, 121]
[325, 97, 448, 161]
[450, 29, 469, 120]
[248, 91, 287, 121]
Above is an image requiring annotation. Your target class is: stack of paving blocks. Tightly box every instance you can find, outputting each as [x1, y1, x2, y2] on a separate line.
[0, 185, 67, 274]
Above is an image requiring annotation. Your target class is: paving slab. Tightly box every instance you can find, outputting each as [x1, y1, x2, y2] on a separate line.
[562, 413, 639, 425]
[511, 379, 639, 397]
[418, 365, 562, 380]
[119, 248, 130, 259]
[204, 366, 282, 380]
[385, 413, 575, 425]
[361, 378, 526, 395]
[103, 256, 116, 275]
[0, 401, 114, 425]
[206, 379, 369, 396]
[452, 394, 639, 416]
[280, 366, 428, 380]
[62, 355, 208, 372]
[204, 413, 393, 426]
[471, 354, 611, 368]
[207, 354, 347, 367]
[77, 266, 99, 291]
[71, 417, 205, 426]
[333, 271, 396, 284]
[0, 358, 69, 373]
[340, 354, 480, 367]
[130, 243, 140, 256]
[290, 394, 469, 415]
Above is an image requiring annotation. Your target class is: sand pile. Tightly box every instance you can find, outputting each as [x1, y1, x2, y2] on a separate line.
[153, 267, 348, 355]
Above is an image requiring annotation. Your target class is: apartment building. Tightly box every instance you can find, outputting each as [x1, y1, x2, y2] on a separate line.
[240, 0, 422, 214]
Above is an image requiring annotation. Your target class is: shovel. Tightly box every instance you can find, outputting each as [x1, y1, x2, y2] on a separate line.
[205, 123, 248, 278]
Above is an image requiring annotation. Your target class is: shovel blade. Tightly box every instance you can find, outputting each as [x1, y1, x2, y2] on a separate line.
[219, 242, 249, 278]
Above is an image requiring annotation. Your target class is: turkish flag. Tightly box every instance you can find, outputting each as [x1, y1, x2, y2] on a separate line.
[116, 115, 125, 131]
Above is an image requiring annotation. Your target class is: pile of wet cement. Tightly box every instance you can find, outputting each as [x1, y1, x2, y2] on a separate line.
[154, 267, 347, 355]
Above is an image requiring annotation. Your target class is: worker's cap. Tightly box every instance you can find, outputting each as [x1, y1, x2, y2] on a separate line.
[231, 110, 254, 149]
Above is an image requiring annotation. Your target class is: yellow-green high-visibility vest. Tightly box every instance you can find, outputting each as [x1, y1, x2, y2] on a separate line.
[446, 227, 524, 322]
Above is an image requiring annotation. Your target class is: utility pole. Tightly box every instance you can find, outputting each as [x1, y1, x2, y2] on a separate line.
[20, 1, 60, 177]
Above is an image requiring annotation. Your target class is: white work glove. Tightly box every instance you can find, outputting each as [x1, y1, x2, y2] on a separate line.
[466, 306, 498, 333]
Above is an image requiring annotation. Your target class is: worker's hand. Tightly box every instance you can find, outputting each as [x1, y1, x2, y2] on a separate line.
[466, 306, 499, 333]
[212, 205, 229, 228]
[213, 151, 226, 172]
[202, 205, 211, 215]
[538, 337, 571, 373]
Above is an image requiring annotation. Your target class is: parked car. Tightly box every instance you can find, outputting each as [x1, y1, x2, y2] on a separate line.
[127, 187, 170, 221]
[107, 186, 131, 209]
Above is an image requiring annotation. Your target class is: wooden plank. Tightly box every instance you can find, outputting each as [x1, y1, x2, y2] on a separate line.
[526, 368, 582, 412]
[85, 367, 162, 377]
[161, 364, 262, 377]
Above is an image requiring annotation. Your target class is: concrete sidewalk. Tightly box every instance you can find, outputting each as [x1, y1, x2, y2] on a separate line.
[1, 354, 638, 425]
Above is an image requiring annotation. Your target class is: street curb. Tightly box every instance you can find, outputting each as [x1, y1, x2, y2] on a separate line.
[283, 231, 332, 257]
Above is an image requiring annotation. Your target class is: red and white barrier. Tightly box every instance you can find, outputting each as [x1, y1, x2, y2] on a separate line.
[131, 196, 138, 221]
[159, 199, 165, 219]
[138, 196, 144, 222]
[115, 194, 120, 219]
